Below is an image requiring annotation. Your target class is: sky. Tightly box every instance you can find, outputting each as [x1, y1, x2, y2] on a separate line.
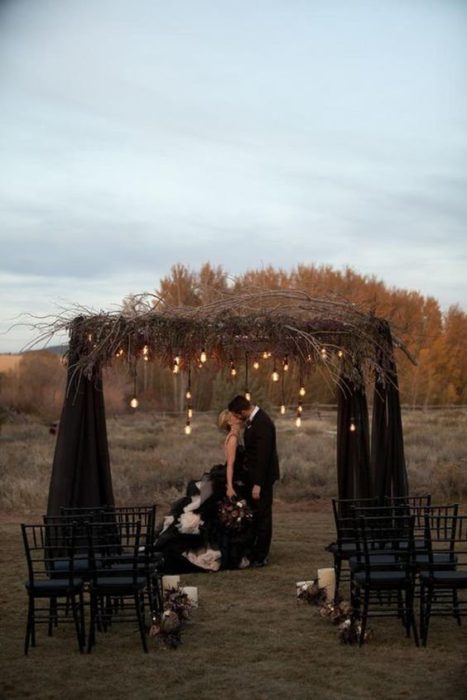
[1, 0, 466, 352]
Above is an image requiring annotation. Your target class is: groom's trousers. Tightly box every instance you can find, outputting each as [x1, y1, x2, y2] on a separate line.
[251, 485, 273, 562]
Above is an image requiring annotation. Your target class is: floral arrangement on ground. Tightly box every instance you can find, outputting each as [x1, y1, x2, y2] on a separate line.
[149, 587, 194, 649]
[296, 580, 371, 644]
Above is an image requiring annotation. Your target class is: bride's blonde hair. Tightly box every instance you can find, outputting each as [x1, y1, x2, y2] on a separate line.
[218, 409, 231, 433]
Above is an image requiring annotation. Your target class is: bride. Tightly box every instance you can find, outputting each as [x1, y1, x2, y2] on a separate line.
[153, 410, 254, 573]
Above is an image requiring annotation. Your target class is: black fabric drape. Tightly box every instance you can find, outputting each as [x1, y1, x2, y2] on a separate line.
[47, 349, 114, 516]
[336, 373, 372, 500]
[370, 323, 409, 500]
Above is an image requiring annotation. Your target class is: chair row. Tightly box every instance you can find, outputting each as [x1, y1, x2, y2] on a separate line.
[21, 504, 164, 654]
[327, 497, 467, 646]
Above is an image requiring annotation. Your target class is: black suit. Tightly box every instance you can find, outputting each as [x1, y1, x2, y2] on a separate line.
[243, 407, 280, 562]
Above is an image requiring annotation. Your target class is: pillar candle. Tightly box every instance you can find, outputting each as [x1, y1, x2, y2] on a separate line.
[181, 586, 198, 607]
[317, 568, 336, 602]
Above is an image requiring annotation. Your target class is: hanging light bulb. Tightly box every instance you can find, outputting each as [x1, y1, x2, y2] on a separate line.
[143, 345, 149, 361]
[272, 368, 279, 382]
[200, 348, 207, 364]
[115, 348, 124, 358]
[350, 420, 356, 432]
[173, 356, 180, 374]
[188, 407, 193, 419]
[299, 386, 306, 397]
[253, 360, 260, 370]
[283, 356, 289, 371]
[185, 390, 192, 400]
[184, 423, 192, 435]
[262, 351, 269, 360]
[338, 350, 344, 358]
[320, 347, 327, 359]
[230, 359, 237, 377]
[245, 391, 251, 401]
[295, 415, 302, 428]
[280, 404, 286, 415]
[130, 397, 139, 409]
[297, 402, 303, 414]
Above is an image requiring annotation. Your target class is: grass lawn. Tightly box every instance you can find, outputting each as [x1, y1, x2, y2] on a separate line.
[1, 505, 466, 700]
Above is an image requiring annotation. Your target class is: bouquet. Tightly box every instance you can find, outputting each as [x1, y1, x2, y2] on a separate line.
[217, 497, 253, 530]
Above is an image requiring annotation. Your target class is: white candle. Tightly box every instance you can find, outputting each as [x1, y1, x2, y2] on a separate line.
[162, 575, 180, 591]
[317, 568, 336, 602]
[181, 586, 198, 607]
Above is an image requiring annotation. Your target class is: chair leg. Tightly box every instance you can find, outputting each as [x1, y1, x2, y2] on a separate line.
[135, 592, 148, 653]
[420, 583, 425, 643]
[423, 586, 433, 647]
[408, 587, 419, 647]
[71, 595, 84, 653]
[334, 557, 342, 604]
[87, 594, 97, 653]
[359, 589, 370, 647]
[24, 595, 34, 655]
[452, 589, 461, 626]
[48, 598, 55, 637]
[403, 589, 411, 637]
[79, 590, 86, 650]
[154, 573, 164, 614]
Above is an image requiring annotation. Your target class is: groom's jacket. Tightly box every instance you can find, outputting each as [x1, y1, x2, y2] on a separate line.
[243, 408, 280, 488]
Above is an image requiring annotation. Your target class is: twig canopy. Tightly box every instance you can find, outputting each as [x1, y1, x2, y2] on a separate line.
[35, 290, 415, 384]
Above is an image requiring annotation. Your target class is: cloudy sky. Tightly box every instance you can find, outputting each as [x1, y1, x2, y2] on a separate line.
[1, 0, 466, 351]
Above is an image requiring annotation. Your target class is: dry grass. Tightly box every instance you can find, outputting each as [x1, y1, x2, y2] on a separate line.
[1, 509, 467, 700]
[0, 408, 466, 515]
[1, 410, 466, 698]
[0, 354, 22, 373]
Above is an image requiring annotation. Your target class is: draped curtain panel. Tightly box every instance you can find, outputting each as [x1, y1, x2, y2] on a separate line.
[336, 374, 372, 500]
[370, 323, 409, 500]
[47, 349, 114, 516]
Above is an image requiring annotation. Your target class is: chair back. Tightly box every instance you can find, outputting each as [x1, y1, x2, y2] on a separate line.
[21, 522, 77, 588]
[103, 505, 156, 550]
[356, 512, 415, 582]
[423, 511, 466, 574]
[384, 494, 431, 509]
[86, 519, 142, 585]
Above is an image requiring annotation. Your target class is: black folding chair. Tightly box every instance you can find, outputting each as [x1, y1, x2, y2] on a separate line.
[327, 498, 378, 602]
[102, 505, 163, 614]
[351, 513, 419, 646]
[420, 513, 467, 646]
[21, 522, 85, 654]
[86, 519, 148, 652]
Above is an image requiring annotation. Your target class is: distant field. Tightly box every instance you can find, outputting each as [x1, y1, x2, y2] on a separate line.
[0, 354, 21, 372]
[0, 408, 466, 516]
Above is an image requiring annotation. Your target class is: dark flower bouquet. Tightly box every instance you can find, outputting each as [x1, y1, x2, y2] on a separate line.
[217, 497, 253, 530]
[148, 587, 193, 649]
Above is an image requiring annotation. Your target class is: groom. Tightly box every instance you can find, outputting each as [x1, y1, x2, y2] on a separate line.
[228, 395, 280, 567]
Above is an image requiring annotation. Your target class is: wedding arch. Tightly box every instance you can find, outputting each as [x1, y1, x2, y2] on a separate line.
[40, 290, 415, 515]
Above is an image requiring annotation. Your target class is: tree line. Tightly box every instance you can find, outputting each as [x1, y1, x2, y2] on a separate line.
[1, 261, 465, 422]
[151, 262, 466, 407]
